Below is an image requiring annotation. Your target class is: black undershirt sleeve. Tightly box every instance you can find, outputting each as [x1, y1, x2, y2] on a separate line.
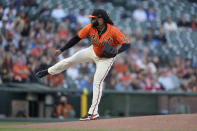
[59, 35, 81, 52]
[117, 43, 131, 54]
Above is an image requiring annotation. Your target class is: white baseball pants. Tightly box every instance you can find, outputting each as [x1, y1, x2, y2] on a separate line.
[48, 46, 115, 115]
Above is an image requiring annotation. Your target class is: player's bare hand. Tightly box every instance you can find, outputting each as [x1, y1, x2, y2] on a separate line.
[55, 50, 62, 56]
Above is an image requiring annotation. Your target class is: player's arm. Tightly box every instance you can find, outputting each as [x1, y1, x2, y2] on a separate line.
[55, 24, 91, 56]
[59, 35, 81, 52]
[55, 35, 81, 56]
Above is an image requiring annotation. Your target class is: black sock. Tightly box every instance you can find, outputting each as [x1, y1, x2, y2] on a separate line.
[36, 69, 49, 78]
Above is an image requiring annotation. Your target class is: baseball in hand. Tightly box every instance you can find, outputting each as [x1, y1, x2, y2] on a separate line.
[55, 50, 61, 56]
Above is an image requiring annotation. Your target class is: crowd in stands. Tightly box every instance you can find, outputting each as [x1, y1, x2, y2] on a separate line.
[0, 0, 197, 93]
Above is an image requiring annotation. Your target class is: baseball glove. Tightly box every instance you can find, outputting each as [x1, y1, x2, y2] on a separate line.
[100, 43, 117, 58]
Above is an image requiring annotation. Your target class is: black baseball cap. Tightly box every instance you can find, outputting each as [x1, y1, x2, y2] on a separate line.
[88, 9, 108, 18]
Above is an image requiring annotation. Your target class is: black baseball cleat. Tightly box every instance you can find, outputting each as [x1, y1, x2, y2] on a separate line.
[80, 114, 99, 121]
[35, 69, 49, 78]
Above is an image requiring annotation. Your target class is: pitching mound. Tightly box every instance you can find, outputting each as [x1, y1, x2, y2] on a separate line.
[2, 114, 197, 130]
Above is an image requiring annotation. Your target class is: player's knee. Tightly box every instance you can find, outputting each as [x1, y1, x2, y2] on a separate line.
[93, 81, 104, 87]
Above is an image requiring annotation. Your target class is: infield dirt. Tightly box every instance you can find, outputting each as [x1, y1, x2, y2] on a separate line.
[1, 114, 197, 130]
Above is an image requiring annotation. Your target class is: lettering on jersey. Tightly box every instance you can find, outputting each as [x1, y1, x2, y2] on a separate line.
[122, 37, 129, 43]
[99, 37, 113, 46]
[90, 34, 98, 44]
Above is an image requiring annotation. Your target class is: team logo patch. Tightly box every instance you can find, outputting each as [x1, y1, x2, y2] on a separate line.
[90, 34, 98, 44]
[99, 37, 113, 46]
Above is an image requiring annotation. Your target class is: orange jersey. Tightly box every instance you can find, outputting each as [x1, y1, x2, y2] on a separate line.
[78, 24, 130, 57]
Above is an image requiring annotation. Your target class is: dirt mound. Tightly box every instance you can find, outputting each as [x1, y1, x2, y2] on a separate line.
[2, 114, 197, 130]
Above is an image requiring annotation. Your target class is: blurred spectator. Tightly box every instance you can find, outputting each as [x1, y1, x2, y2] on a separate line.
[152, 56, 160, 69]
[170, 66, 182, 89]
[134, 28, 143, 43]
[113, 58, 128, 78]
[31, 44, 43, 58]
[26, 55, 38, 82]
[136, 56, 147, 70]
[124, 27, 132, 41]
[4, 38, 13, 52]
[190, 15, 197, 30]
[115, 70, 132, 91]
[57, 22, 69, 41]
[77, 9, 90, 27]
[12, 56, 30, 82]
[45, 20, 56, 40]
[177, 16, 190, 29]
[106, 71, 118, 90]
[179, 79, 190, 92]
[1, 52, 13, 82]
[163, 18, 178, 32]
[79, 63, 90, 76]
[37, 56, 50, 71]
[0, 35, 6, 48]
[46, 74, 65, 88]
[65, 65, 80, 89]
[188, 74, 196, 92]
[65, 9, 78, 28]
[131, 70, 144, 90]
[21, 22, 30, 37]
[146, 5, 157, 22]
[144, 27, 154, 42]
[147, 57, 157, 74]
[56, 96, 75, 119]
[181, 59, 192, 79]
[78, 75, 93, 91]
[51, 4, 66, 21]
[133, 28, 144, 49]
[144, 76, 161, 92]
[171, 55, 181, 67]
[39, 2, 51, 17]
[154, 27, 167, 44]
[158, 68, 178, 91]
[133, 7, 146, 22]
[66, 65, 80, 80]
[4, 4, 17, 18]
[18, 39, 27, 55]
[0, 16, 10, 32]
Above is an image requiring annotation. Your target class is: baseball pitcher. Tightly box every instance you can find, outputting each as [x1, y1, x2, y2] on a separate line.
[36, 9, 130, 121]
